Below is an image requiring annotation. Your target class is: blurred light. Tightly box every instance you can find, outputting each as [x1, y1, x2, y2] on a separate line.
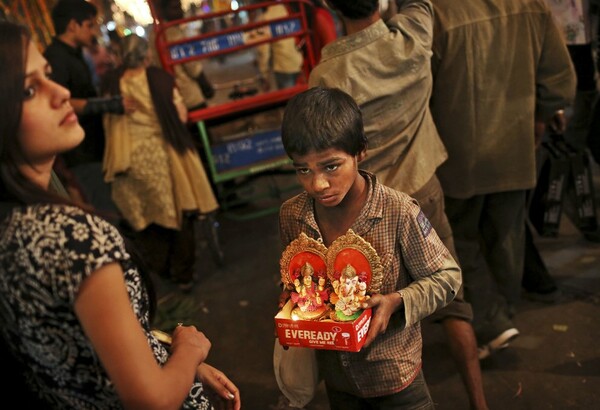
[135, 26, 146, 37]
[231, 1, 239, 11]
[106, 21, 116, 31]
[113, 0, 153, 25]
[123, 28, 132, 36]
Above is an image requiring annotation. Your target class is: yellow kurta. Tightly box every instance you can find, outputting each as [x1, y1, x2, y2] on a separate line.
[103, 70, 218, 231]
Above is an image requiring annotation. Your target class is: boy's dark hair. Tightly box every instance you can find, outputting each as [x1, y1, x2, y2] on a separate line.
[326, 0, 379, 19]
[51, 0, 97, 35]
[281, 87, 367, 157]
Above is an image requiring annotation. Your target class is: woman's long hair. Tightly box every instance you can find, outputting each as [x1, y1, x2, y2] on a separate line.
[0, 21, 156, 319]
[0, 22, 62, 205]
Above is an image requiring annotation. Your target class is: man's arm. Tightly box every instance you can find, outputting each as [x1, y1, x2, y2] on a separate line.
[535, 6, 577, 122]
[389, 0, 434, 47]
[395, 0, 434, 22]
[45, 48, 133, 116]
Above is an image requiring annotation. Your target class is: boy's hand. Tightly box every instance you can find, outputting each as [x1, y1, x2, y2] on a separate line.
[361, 292, 403, 348]
[278, 289, 291, 309]
[274, 289, 291, 338]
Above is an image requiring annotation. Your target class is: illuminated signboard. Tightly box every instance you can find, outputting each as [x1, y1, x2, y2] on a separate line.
[169, 18, 302, 61]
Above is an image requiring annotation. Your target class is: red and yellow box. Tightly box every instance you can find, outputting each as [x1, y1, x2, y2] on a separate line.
[275, 300, 372, 352]
[276, 230, 383, 352]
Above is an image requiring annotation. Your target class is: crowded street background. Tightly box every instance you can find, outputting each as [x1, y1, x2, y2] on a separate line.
[1, 1, 599, 409]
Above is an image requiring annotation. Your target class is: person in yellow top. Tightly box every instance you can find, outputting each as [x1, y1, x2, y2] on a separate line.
[152, 0, 214, 110]
[102, 34, 219, 292]
[250, 2, 304, 90]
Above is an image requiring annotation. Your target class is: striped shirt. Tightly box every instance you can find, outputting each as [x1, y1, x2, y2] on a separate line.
[278, 171, 461, 397]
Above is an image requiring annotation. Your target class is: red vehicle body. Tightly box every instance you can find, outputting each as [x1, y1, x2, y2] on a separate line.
[149, 0, 317, 219]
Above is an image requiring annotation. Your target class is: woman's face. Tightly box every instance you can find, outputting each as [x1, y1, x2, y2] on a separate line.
[18, 41, 84, 168]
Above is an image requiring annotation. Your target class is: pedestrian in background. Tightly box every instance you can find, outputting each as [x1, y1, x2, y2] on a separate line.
[250, 1, 304, 91]
[430, 0, 576, 359]
[44, 0, 135, 221]
[101, 34, 219, 292]
[152, 0, 214, 111]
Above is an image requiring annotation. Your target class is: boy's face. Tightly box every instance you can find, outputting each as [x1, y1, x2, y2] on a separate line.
[291, 147, 366, 208]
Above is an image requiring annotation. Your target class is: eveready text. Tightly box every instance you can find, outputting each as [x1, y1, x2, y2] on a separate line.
[284, 329, 337, 342]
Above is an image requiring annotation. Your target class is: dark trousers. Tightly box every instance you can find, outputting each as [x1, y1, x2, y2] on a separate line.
[325, 370, 434, 410]
[445, 191, 526, 343]
[134, 214, 196, 284]
[522, 221, 556, 293]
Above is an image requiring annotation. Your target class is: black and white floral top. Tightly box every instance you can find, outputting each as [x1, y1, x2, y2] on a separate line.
[0, 204, 212, 409]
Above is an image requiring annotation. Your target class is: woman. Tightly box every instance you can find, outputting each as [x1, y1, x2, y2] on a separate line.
[101, 34, 219, 291]
[0, 21, 240, 409]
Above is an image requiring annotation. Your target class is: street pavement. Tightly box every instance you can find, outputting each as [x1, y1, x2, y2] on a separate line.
[150, 49, 600, 410]
[151, 166, 600, 410]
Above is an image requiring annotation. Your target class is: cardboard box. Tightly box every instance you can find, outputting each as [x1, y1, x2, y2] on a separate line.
[275, 300, 372, 352]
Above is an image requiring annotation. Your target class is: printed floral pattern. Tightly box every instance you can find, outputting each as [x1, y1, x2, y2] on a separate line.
[0, 204, 212, 409]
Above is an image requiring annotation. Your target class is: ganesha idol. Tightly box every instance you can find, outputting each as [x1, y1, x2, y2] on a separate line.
[329, 264, 370, 321]
[280, 230, 383, 322]
[325, 230, 382, 322]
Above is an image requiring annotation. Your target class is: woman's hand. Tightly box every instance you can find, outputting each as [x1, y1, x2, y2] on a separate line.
[171, 325, 211, 364]
[197, 363, 241, 410]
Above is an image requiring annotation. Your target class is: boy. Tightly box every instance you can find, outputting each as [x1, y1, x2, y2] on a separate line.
[279, 86, 461, 408]
[309, 2, 488, 408]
